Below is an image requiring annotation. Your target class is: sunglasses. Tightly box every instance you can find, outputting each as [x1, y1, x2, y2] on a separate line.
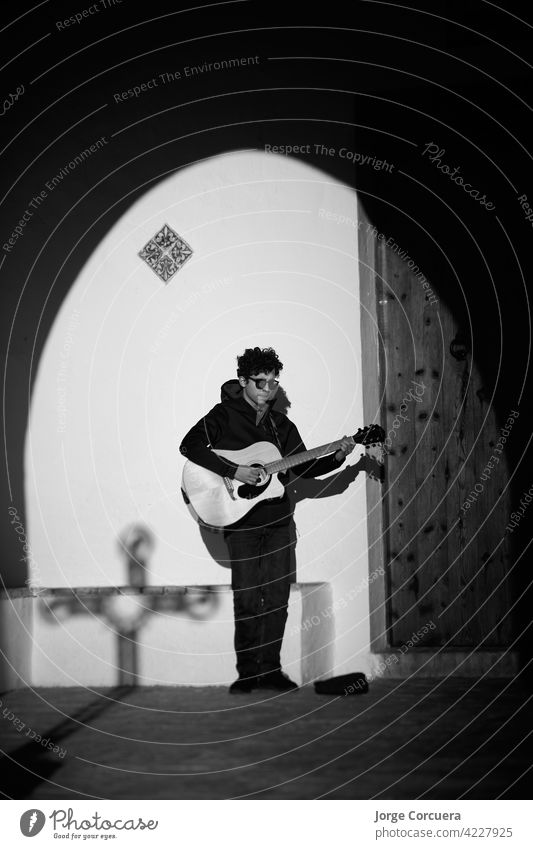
[248, 377, 280, 390]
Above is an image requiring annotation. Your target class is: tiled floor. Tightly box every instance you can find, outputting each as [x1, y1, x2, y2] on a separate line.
[0, 678, 530, 799]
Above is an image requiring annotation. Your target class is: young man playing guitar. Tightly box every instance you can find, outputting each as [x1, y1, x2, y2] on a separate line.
[180, 346, 355, 694]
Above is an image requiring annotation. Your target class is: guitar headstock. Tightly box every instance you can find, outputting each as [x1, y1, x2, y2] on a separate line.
[352, 424, 386, 447]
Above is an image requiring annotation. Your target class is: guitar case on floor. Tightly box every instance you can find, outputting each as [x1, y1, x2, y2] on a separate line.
[314, 672, 369, 696]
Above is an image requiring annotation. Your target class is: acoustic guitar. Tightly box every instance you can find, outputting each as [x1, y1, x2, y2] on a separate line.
[181, 424, 384, 528]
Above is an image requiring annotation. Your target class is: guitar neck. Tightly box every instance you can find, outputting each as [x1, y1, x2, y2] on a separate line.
[265, 437, 354, 475]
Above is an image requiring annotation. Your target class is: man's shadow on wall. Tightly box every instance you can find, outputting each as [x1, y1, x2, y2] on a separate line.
[195, 387, 383, 582]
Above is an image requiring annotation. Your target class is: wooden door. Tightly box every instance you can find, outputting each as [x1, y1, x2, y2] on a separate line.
[359, 203, 513, 649]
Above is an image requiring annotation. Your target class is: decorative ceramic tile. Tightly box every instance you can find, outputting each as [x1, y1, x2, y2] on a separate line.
[138, 224, 193, 282]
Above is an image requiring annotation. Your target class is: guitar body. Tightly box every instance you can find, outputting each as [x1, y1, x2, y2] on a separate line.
[181, 442, 286, 528]
[181, 424, 384, 529]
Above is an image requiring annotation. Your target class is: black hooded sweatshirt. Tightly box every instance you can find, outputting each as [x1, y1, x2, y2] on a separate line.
[180, 379, 345, 528]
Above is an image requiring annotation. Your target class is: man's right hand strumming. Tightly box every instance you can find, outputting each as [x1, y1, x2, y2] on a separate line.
[234, 465, 263, 485]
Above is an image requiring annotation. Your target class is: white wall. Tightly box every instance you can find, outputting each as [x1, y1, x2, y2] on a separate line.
[26, 150, 371, 676]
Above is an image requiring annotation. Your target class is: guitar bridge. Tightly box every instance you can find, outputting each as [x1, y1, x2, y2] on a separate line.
[224, 477, 237, 501]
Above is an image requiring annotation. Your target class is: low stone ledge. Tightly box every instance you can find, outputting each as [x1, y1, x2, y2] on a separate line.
[20, 583, 333, 687]
[1, 582, 327, 600]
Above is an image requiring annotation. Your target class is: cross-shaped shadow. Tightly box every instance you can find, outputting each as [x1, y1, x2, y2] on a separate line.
[39, 523, 220, 686]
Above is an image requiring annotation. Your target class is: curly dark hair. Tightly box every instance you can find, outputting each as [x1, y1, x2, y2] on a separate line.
[236, 346, 283, 379]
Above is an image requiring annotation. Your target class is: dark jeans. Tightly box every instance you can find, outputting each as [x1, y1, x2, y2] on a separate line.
[224, 524, 292, 680]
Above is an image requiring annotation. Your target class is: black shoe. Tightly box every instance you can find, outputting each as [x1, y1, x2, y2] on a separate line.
[229, 676, 258, 694]
[257, 670, 298, 691]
